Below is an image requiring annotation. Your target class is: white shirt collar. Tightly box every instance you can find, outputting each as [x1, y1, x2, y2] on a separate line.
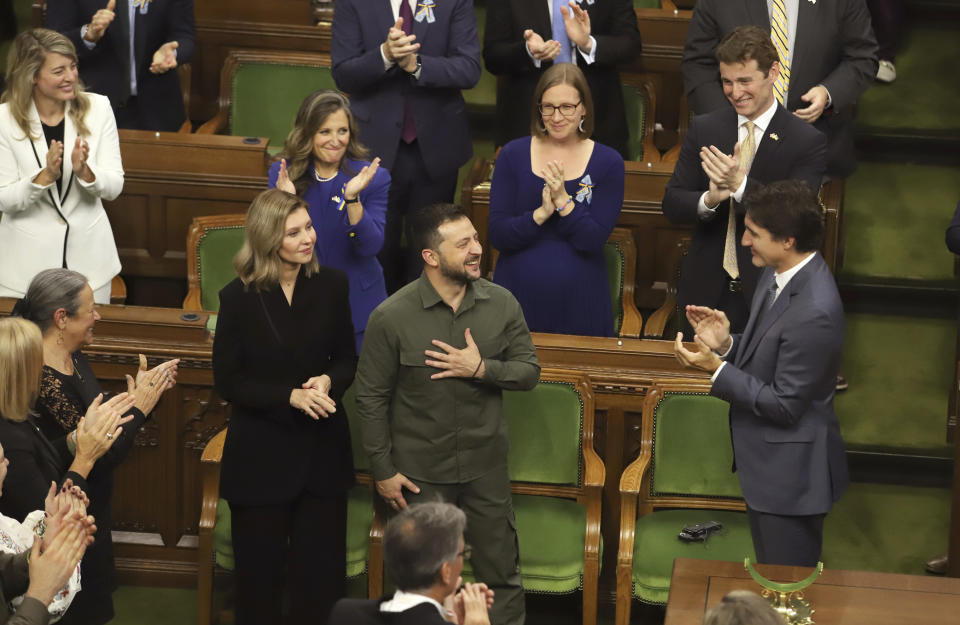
[774, 251, 817, 295]
[738, 98, 778, 134]
[380, 589, 448, 619]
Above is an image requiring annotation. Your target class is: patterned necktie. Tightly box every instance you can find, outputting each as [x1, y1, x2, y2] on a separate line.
[770, 0, 791, 105]
[399, 0, 417, 143]
[722, 121, 756, 279]
[552, 0, 573, 64]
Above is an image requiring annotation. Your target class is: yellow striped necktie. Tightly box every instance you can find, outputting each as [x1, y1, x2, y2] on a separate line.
[770, 0, 791, 105]
[722, 121, 756, 280]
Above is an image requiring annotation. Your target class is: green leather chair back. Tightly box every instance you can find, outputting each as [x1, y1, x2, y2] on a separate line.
[634, 0, 662, 7]
[604, 241, 625, 336]
[649, 392, 743, 498]
[197, 226, 246, 312]
[621, 83, 650, 162]
[231, 63, 337, 153]
[505, 381, 584, 486]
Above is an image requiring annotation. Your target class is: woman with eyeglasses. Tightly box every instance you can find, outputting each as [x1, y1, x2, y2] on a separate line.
[488, 63, 624, 337]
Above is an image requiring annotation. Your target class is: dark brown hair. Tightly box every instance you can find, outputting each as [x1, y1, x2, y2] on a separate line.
[745, 180, 825, 253]
[703, 590, 784, 625]
[715, 25, 779, 75]
[529, 62, 594, 138]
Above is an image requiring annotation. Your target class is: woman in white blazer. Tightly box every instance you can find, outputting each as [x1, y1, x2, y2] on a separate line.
[0, 29, 123, 304]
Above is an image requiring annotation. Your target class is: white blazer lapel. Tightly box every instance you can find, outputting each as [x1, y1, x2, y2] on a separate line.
[26, 100, 63, 211]
[60, 101, 77, 208]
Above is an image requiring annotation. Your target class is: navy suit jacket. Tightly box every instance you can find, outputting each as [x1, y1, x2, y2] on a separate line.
[482, 0, 641, 158]
[45, 0, 196, 132]
[681, 0, 877, 176]
[662, 103, 826, 314]
[331, 0, 481, 178]
[711, 253, 849, 516]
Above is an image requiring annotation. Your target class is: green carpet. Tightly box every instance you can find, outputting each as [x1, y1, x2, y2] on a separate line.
[856, 26, 960, 134]
[840, 162, 960, 281]
[835, 313, 954, 456]
[112, 586, 197, 625]
[823, 482, 950, 575]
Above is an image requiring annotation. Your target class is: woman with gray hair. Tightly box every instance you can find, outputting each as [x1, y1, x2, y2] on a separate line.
[11, 267, 178, 625]
[0, 29, 123, 304]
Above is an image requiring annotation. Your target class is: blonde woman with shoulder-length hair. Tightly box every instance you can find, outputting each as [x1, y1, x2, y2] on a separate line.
[213, 188, 358, 625]
[269, 89, 390, 351]
[0, 28, 124, 304]
[0, 316, 135, 526]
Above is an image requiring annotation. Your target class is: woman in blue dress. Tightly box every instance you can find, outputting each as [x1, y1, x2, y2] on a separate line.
[269, 89, 389, 350]
[489, 63, 625, 337]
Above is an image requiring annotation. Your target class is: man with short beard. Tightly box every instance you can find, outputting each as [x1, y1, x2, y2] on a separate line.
[355, 203, 540, 625]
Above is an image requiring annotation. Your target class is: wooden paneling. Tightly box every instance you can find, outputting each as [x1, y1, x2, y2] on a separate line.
[106, 131, 269, 282]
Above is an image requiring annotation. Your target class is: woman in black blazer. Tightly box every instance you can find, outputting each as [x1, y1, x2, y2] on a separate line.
[212, 188, 357, 625]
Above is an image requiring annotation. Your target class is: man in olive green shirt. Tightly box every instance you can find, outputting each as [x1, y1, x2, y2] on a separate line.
[356, 204, 539, 625]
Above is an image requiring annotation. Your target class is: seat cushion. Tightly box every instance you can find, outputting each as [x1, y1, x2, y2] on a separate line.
[346, 485, 374, 578]
[462, 495, 600, 594]
[632, 509, 754, 604]
[214, 498, 234, 571]
[213, 484, 373, 577]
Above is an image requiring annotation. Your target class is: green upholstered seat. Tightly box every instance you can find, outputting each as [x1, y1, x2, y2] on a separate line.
[604, 241, 626, 336]
[631, 509, 753, 604]
[230, 62, 337, 154]
[617, 384, 754, 621]
[213, 499, 233, 570]
[196, 225, 246, 312]
[501, 372, 604, 624]
[621, 83, 650, 162]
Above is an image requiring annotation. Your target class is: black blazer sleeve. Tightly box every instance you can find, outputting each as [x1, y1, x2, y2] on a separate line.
[592, 0, 642, 67]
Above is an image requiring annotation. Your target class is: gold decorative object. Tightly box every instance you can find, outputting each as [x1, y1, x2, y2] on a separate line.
[744, 557, 823, 625]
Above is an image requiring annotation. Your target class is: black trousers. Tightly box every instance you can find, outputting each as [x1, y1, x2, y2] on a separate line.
[747, 506, 826, 567]
[230, 492, 347, 625]
[379, 140, 458, 294]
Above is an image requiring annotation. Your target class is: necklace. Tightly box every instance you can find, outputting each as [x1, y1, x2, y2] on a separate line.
[314, 167, 337, 183]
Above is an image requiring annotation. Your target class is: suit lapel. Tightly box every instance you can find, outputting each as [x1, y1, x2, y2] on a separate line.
[26, 101, 63, 211]
[792, 0, 817, 106]
[748, 104, 788, 181]
[735, 268, 774, 365]
[134, 4, 149, 78]
[526, 0, 552, 38]
[60, 101, 76, 207]
[410, 0, 429, 46]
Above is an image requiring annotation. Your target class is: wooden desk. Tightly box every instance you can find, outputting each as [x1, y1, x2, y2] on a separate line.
[665, 558, 960, 625]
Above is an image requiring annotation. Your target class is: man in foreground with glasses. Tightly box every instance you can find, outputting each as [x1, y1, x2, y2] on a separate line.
[330, 503, 494, 625]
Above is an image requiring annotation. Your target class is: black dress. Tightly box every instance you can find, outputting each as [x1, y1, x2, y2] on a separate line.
[34, 352, 148, 625]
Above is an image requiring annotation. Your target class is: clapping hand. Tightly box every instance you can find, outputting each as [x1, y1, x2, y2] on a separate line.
[149, 41, 179, 74]
[343, 157, 381, 201]
[425, 328, 485, 380]
[383, 18, 420, 72]
[523, 29, 561, 62]
[685, 305, 731, 353]
[561, 1, 592, 52]
[541, 159, 569, 209]
[42, 481, 94, 552]
[84, 0, 115, 43]
[674, 332, 723, 373]
[71, 137, 94, 182]
[700, 143, 744, 207]
[276, 159, 296, 194]
[26, 520, 94, 607]
[451, 582, 495, 625]
[35, 140, 64, 186]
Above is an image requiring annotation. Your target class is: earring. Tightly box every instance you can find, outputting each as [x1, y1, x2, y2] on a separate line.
[539, 121, 548, 134]
[578, 117, 585, 133]
[57, 328, 64, 345]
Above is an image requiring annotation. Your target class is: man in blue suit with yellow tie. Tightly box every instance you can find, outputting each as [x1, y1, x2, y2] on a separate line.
[331, 0, 481, 293]
[675, 180, 849, 567]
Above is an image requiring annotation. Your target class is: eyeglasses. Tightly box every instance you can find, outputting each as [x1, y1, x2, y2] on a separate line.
[538, 101, 582, 118]
[458, 544, 472, 560]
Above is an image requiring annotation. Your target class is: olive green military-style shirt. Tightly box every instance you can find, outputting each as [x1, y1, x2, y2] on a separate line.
[355, 273, 540, 483]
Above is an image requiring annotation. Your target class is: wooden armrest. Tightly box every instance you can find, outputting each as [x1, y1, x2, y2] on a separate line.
[110, 275, 127, 305]
[197, 110, 228, 135]
[183, 289, 203, 312]
[643, 294, 676, 338]
[201, 428, 227, 464]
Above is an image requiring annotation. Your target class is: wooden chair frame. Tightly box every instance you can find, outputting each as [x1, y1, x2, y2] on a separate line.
[608, 227, 645, 339]
[616, 380, 745, 625]
[196, 49, 333, 135]
[620, 74, 661, 164]
[183, 213, 247, 311]
[643, 237, 690, 338]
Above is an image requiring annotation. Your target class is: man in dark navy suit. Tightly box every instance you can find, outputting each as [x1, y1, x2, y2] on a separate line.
[663, 26, 826, 339]
[675, 180, 849, 567]
[46, 0, 195, 132]
[331, 0, 481, 293]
